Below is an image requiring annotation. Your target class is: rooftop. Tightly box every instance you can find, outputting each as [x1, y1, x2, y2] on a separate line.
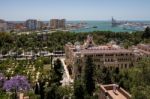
[81, 45, 132, 54]
[100, 84, 131, 99]
[138, 44, 150, 48]
[107, 89, 128, 99]
[66, 35, 132, 54]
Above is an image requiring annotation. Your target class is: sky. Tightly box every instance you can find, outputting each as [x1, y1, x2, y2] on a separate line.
[0, 0, 150, 21]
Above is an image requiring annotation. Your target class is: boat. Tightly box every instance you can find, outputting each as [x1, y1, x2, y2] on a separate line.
[93, 26, 98, 28]
[112, 17, 126, 27]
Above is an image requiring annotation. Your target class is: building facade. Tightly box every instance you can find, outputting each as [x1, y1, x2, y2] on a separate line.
[25, 19, 37, 30]
[137, 44, 150, 58]
[36, 20, 44, 29]
[0, 19, 7, 32]
[50, 19, 66, 29]
[131, 44, 150, 64]
[65, 35, 133, 78]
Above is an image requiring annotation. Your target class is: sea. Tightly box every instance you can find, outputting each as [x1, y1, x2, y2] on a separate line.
[11, 20, 150, 33]
[67, 21, 150, 33]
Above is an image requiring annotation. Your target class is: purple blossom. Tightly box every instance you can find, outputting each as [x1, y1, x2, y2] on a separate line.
[3, 75, 30, 92]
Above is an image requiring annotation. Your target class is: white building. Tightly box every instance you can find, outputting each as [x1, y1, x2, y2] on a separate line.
[0, 19, 7, 32]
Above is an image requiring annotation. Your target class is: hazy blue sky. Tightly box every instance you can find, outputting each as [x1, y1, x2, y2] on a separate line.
[0, 0, 150, 21]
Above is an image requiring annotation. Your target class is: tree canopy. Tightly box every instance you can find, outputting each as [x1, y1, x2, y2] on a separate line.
[83, 56, 95, 95]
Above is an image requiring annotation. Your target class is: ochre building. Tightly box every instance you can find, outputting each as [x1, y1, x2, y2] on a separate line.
[65, 35, 133, 78]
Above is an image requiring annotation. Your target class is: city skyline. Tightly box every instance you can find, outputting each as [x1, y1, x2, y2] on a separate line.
[0, 0, 150, 21]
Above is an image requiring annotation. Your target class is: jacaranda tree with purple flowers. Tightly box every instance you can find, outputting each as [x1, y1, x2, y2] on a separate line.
[3, 75, 30, 92]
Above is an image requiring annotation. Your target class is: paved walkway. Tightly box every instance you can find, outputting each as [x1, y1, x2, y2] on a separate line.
[52, 57, 73, 86]
[60, 58, 73, 86]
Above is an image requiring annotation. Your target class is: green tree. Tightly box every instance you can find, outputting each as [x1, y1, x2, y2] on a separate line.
[96, 67, 111, 84]
[46, 84, 72, 99]
[111, 67, 120, 83]
[46, 84, 60, 99]
[104, 69, 112, 84]
[57, 86, 73, 99]
[129, 58, 150, 99]
[131, 86, 150, 99]
[83, 56, 95, 95]
[51, 59, 63, 85]
[142, 27, 150, 39]
[118, 69, 130, 91]
[74, 79, 84, 99]
[35, 58, 44, 69]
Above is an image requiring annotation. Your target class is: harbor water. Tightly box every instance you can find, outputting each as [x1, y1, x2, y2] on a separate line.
[67, 21, 150, 33]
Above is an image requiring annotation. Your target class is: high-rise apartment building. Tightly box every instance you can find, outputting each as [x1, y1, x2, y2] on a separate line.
[0, 19, 7, 32]
[25, 19, 37, 30]
[36, 20, 43, 29]
[50, 19, 66, 29]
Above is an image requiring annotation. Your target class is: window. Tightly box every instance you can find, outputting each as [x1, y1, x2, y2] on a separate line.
[98, 65, 100, 69]
[125, 64, 127, 68]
